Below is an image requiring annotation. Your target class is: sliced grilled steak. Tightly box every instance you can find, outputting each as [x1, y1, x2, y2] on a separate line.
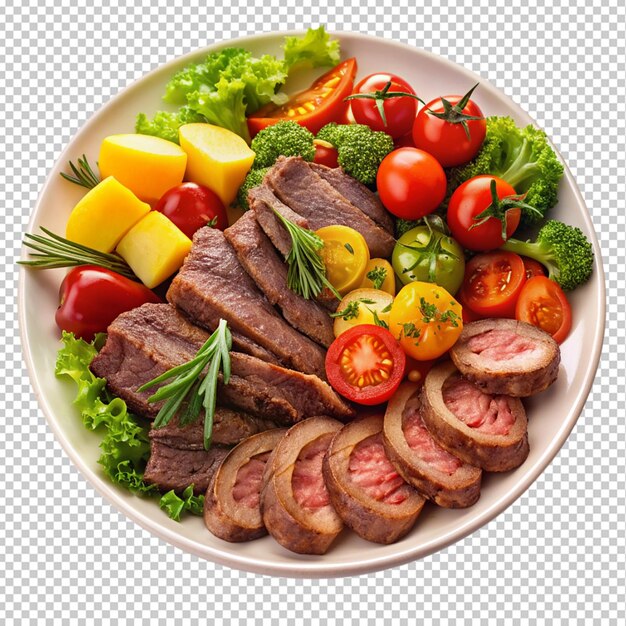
[143, 442, 229, 495]
[249, 183, 307, 258]
[266, 156, 396, 258]
[167, 227, 327, 378]
[449, 319, 560, 397]
[309, 162, 394, 234]
[204, 428, 288, 542]
[323, 414, 425, 544]
[90, 304, 353, 424]
[224, 211, 334, 347]
[383, 382, 482, 508]
[150, 408, 279, 450]
[421, 361, 529, 472]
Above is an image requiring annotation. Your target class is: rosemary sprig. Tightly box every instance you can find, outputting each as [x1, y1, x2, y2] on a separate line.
[138, 320, 232, 450]
[19, 227, 137, 279]
[60, 155, 101, 189]
[272, 209, 341, 300]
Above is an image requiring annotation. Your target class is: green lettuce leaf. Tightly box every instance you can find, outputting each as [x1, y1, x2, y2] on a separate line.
[135, 107, 206, 144]
[283, 26, 340, 72]
[159, 485, 205, 522]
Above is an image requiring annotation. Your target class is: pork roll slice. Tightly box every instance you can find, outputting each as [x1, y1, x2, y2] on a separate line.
[143, 443, 229, 495]
[323, 414, 425, 544]
[449, 319, 560, 397]
[224, 211, 334, 348]
[266, 156, 396, 258]
[383, 382, 482, 508]
[309, 162, 394, 234]
[167, 227, 327, 378]
[421, 362, 529, 472]
[204, 428, 288, 542]
[260, 417, 344, 555]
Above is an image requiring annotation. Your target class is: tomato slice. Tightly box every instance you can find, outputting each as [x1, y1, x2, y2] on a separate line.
[461, 251, 527, 318]
[325, 324, 406, 405]
[516, 276, 572, 343]
[521, 256, 547, 280]
[247, 58, 357, 137]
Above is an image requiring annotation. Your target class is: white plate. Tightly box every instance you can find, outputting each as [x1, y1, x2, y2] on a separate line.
[19, 31, 605, 578]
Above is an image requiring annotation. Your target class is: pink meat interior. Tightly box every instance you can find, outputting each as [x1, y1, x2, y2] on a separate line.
[442, 375, 515, 436]
[348, 433, 412, 505]
[467, 329, 541, 362]
[402, 397, 462, 475]
[232, 451, 272, 509]
[291, 433, 334, 511]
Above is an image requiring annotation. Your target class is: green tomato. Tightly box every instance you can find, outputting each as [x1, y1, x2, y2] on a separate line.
[392, 225, 465, 295]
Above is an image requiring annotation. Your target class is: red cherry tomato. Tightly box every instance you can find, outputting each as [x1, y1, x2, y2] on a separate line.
[455, 287, 484, 323]
[154, 182, 227, 239]
[403, 356, 435, 386]
[55, 266, 161, 341]
[460, 251, 527, 318]
[247, 59, 357, 137]
[447, 175, 522, 251]
[412, 85, 486, 167]
[325, 324, 406, 406]
[516, 276, 572, 344]
[521, 256, 547, 280]
[347, 73, 421, 139]
[376, 147, 447, 220]
[313, 139, 339, 168]
[394, 132, 416, 149]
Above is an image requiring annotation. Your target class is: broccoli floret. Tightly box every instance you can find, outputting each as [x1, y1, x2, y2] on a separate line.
[251, 121, 315, 168]
[501, 220, 593, 291]
[446, 116, 564, 227]
[316, 123, 394, 186]
[237, 167, 270, 210]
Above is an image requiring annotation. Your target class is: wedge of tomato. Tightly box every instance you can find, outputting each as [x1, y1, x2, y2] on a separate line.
[325, 324, 406, 405]
[516, 276, 572, 343]
[460, 251, 526, 318]
[247, 58, 357, 137]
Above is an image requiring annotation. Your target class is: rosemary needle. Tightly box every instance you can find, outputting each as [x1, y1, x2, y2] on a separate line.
[60, 155, 101, 189]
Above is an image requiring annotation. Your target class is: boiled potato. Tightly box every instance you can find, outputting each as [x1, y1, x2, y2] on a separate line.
[65, 176, 150, 252]
[116, 212, 192, 288]
[99, 134, 187, 202]
[179, 124, 255, 206]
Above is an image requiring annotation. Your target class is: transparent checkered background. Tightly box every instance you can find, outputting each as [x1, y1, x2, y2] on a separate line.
[2, 0, 624, 623]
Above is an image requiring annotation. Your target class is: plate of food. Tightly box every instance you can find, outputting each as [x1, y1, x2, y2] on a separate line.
[19, 27, 604, 577]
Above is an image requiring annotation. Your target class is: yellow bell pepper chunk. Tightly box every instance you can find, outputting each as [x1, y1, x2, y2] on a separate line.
[99, 134, 187, 202]
[65, 176, 151, 252]
[116, 212, 192, 288]
[179, 123, 255, 207]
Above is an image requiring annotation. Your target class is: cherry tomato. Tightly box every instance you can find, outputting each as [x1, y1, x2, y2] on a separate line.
[394, 132, 416, 149]
[331, 288, 394, 338]
[522, 256, 547, 280]
[247, 58, 357, 137]
[389, 281, 463, 361]
[412, 85, 486, 167]
[447, 175, 522, 251]
[154, 182, 227, 239]
[515, 276, 572, 344]
[55, 266, 161, 341]
[455, 287, 484, 323]
[460, 251, 527, 318]
[376, 148, 447, 220]
[403, 356, 435, 386]
[346, 73, 421, 139]
[313, 139, 339, 168]
[325, 324, 406, 405]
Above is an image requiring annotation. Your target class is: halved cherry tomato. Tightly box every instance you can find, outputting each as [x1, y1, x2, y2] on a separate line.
[447, 175, 522, 251]
[247, 58, 357, 137]
[313, 139, 339, 168]
[455, 286, 483, 323]
[347, 73, 421, 139]
[522, 256, 547, 280]
[412, 85, 486, 167]
[325, 324, 406, 405]
[460, 251, 527, 318]
[55, 266, 161, 341]
[515, 276, 572, 343]
[154, 182, 227, 239]
[389, 281, 463, 360]
[376, 148, 447, 220]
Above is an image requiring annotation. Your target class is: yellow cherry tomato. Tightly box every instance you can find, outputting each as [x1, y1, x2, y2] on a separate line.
[359, 258, 395, 295]
[389, 281, 463, 360]
[331, 287, 394, 338]
[316, 225, 370, 295]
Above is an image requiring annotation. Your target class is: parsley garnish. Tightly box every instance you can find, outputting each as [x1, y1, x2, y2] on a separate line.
[366, 265, 387, 290]
[330, 298, 376, 321]
[344, 242, 355, 254]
